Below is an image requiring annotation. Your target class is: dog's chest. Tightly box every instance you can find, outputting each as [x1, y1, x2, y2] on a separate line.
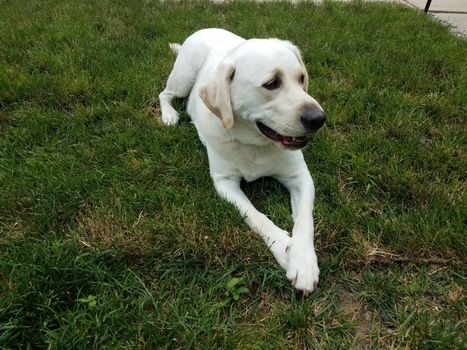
[223, 142, 283, 182]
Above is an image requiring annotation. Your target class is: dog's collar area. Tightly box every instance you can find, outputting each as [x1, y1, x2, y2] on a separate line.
[256, 122, 309, 149]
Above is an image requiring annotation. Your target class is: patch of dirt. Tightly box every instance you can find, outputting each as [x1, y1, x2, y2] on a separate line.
[338, 290, 375, 348]
[142, 105, 159, 117]
[141, 104, 164, 125]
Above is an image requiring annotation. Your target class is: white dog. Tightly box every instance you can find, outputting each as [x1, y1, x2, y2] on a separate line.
[159, 29, 326, 294]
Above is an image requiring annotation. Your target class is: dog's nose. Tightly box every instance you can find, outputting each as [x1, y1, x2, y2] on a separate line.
[300, 108, 326, 132]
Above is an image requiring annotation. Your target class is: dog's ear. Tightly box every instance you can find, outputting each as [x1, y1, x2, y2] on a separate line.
[285, 41, 309, 92]
[199, 61, 235, 129]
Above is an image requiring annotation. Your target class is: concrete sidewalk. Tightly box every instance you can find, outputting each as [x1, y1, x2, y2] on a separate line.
[403, 0, 467, 36]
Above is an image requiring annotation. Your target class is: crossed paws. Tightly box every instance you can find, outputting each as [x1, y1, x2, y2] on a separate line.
[269, 233, 319, 295]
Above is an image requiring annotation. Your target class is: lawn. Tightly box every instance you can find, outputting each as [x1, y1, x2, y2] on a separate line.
[0, 0, 465, 348]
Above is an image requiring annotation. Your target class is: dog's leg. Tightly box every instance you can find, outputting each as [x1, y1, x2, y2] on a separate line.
[159, 87, 181, 126]
[159, 47, 198, 125]
[277, 170, 319, 294]
[213, 175, 291, 270]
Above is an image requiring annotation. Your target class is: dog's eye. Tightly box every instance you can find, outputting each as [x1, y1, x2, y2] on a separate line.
[299, 74, 305, 84]
[263, 78, 281, 90]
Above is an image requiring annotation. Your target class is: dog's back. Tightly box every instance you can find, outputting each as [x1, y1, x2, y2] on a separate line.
[174, 28, 244, 83]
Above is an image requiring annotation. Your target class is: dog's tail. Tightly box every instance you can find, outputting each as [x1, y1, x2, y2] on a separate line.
[169, 43, 182, 56]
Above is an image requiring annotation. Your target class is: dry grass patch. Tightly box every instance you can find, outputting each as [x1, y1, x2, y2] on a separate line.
[0, 220, 26, 242]
[76, 210, 151, 252]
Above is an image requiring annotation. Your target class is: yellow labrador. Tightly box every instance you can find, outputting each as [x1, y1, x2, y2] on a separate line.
[159, 29, 325, 294]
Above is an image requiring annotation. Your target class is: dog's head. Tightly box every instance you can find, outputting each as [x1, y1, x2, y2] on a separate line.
[199, 38, 325, 150]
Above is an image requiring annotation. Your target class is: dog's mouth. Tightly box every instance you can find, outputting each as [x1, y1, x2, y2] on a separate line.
[256, 122, 309, 149]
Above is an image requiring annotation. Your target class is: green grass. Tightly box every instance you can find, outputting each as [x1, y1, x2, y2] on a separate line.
[0, 0, 466, 348]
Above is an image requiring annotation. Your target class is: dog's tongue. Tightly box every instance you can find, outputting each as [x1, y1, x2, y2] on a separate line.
[281, 137, 296, 146]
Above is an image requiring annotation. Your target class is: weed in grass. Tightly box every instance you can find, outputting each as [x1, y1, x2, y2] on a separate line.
[223, 277, 250, 304]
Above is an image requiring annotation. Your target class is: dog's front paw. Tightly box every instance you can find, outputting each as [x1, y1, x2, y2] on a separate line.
[161, 109, 179, 125]
[286, 240, 319, 295]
